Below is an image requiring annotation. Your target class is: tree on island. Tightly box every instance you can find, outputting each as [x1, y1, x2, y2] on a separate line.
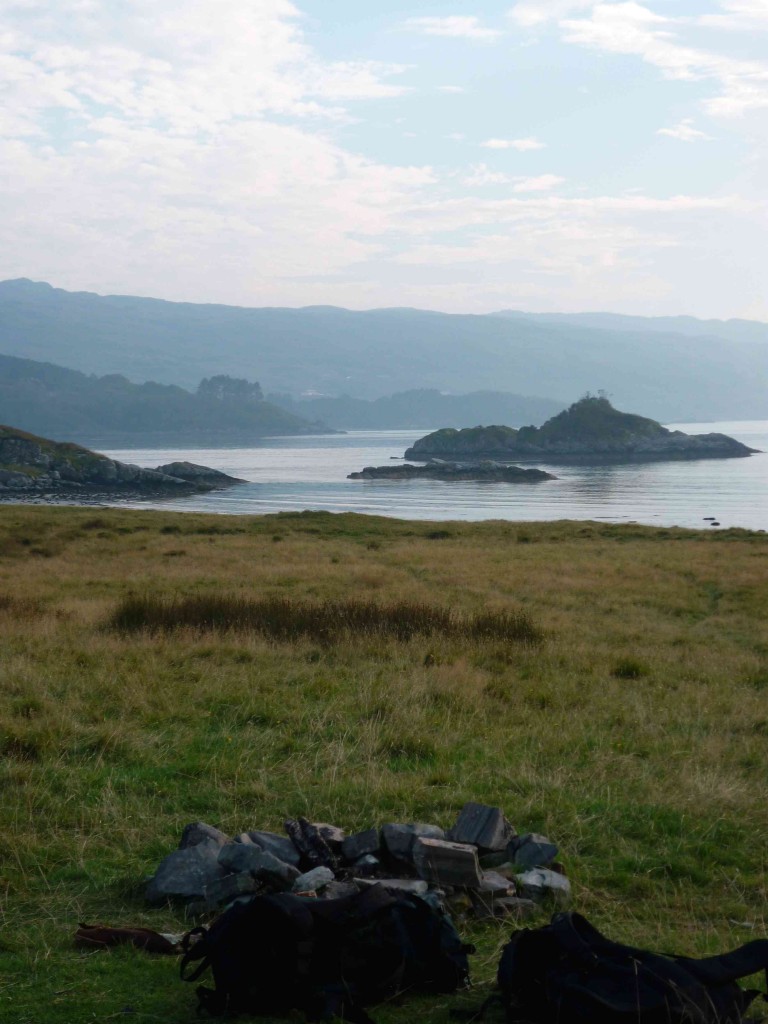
[197, 375, 263, 405]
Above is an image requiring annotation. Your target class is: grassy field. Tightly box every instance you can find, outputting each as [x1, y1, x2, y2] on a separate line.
[1, 504, 767, 1023]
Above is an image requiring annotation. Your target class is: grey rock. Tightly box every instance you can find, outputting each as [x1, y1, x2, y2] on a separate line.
[381, 822, 445, 864]
[179, 821, 230, 850]
[412, 838, 482, 888]
[412, 823, 446, 842]
[247, 830, 301, 867]
[509, 833, 558, 869]
[514, 869, 571, 906]
[204, 871, 259, 909]
[293, 866, 336, 893]
[234, 832, 256, 845]
[251, 850, 301, 890]
[342, 828, 381, 862]
[218, 842, 268, 875]
[146, 844, 225, 904]
[355, 878, 429, 895]
[382, 824, 417, 863]
[447, 803, 515, 852]
[353, 854, 380, 877]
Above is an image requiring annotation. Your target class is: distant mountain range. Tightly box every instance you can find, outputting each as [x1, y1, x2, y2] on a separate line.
[0, 278, 765, 422]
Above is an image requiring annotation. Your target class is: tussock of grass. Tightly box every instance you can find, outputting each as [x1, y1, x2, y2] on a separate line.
[108, 594, 542, 645]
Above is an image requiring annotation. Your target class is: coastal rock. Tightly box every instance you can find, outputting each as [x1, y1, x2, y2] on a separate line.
[348, 461, 554, 483]
[0, 425, 244, 496]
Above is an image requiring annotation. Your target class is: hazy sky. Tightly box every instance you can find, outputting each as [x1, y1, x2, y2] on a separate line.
[1, 0, 767, 317]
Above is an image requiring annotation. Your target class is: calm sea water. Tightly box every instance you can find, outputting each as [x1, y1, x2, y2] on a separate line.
[99, 420, 768, 531]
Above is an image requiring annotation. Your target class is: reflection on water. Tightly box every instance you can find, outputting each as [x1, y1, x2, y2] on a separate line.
[95, 420, 768, 530]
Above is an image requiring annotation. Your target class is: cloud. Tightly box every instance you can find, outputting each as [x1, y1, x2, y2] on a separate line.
[657, 119, 714, 141]
[508, 1, 595, 28]
[481, 137, 546, 150]
[403, 17, 503, 41]
[437, 85, 466, 94]
[561, 2, 768, 118]
[513, 174, 566, 191]
[462, 164, 512, 185]
[699, 1, 768, 32]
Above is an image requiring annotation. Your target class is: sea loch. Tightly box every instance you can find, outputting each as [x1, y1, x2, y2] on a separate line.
[96, 420, 768, 531]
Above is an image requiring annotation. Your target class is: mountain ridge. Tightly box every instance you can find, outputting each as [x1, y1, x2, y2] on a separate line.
[1, 279, 766, 422]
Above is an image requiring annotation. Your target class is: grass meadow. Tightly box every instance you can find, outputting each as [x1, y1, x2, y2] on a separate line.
[1, 505, 767, 1022]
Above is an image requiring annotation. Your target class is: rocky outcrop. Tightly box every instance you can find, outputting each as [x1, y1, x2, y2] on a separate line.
[348, 461, 555, 483]
[404, 396, 759, 464]
[0, 426, 244, 495]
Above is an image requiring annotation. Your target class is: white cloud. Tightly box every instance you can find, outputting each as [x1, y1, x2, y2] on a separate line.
[508, 1, 595, 28]
[462, 164, 512, 185]
[657, 119, 714, 141]
[404, 17, 502, 41]
[437, 85, 466, 93]
[513, 173, 566, 191]
[481, 137, 546, 150]
[699, 1, 768, 32]
[561, 2, 768, 118]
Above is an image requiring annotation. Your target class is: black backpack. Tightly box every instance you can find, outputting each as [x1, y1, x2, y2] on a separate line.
[494, 912, 768, 1024]
[180, 884, 473, 1021]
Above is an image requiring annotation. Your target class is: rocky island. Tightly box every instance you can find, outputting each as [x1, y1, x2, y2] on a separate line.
[0, 425, 244, 497]
[348, 461, 554, 483]
[404, 395, 759, 464]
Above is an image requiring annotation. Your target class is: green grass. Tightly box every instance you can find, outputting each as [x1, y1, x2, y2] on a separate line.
[0, 506, 767, 1022]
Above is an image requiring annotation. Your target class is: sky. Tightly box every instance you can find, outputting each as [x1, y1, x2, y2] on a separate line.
[1, 0, 767, 318]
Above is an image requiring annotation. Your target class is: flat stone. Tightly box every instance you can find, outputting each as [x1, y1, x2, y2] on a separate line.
[355, 878, 428, 895]
[247, 830, 301, 867]
[509, 833, 558, 870]
[204, 871, 259, 909]
[179, 821, 230, 850]
[514, 869, 571, 906]
[292, 866, 335, 893]
[447, 803, 515, 852]
[146, 844, 225, 904]
[473, 896, 538, 921]
[412, 837, 482, 888]
[480, 870, 515, 894]
[342, 828, 381, 862]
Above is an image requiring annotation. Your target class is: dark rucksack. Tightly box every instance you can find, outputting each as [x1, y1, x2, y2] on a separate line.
[494, 912, 768, 1024]
[180, 883, 472, 1021]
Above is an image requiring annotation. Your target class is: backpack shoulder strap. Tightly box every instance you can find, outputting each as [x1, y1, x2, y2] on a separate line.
[676, 939, 768, 987]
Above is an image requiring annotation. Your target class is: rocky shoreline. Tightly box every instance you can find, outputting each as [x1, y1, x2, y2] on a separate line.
[0, 427, 244, 497]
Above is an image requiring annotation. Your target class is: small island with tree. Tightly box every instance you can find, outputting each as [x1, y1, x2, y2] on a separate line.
[402, 394, 759, 464]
